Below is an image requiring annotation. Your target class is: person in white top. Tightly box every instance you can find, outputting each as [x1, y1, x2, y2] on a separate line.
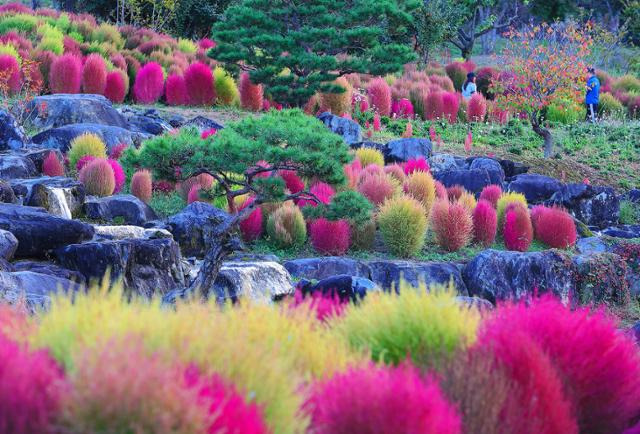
[461, 72, 477, 100]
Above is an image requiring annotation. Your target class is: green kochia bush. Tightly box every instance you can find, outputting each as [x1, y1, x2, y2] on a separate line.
[377, 196, 427, 257]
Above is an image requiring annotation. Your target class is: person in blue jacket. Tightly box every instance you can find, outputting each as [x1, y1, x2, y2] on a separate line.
[585, 67, 600, 122]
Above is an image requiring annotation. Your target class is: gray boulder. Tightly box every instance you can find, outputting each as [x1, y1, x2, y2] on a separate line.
[11, 177, 85, 219]
[209, 261, 294, 303]
[573, 253, 630, 305]
[469, 157, 505, 184]
[317, 112, 362, 145]
[508, 174, 565, 203]
[429, 153, 462, 173]
[0, 154, 36, 179]
[576, 237, 608, 255]
[284, 257, 372, 281]
[31, 123, 150, 153]
[601, 225, 640, 239]
[367, 260, 467, 294]
[499, 159, 529, 178]
[84, 194, 157, 226]
[547, 183, 620, 229]
[298, 274, 378, 302]
[12, 260, 86, 285]
[0, 181, 15, 203]
[181, 115, 224, 132]
[462, 249, 577, 303]
[19, 94, 129, 130]
[0, 271, 80, 310]
[384, 138, 433, 163]
[0, 204, 94, 258]
[0, 229, 18, 260]
[0, 110, 27, 150]
[433, 169, 492, 195]
[93, 225, 172, 241]
[626, 189, 640, 203]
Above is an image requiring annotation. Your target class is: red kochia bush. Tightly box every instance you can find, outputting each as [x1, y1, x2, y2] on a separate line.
[484, 296, 640, 434]
[238, 197, 263, 242]
[110, 143, 128, 160]
[431, 200, 473, 252]
[184, 62, 216, 106]
[404, 157, 430, 175]
[104, 71, 126, 103]
[82, 53, 107, 94]
[479, 184, 502, 208]
[297, 182, 335, 208]
[424, 91, 445, 120]
[306, 364, 461, 434]
[49, 54, 82, 94]
[278, 170, 305, 195]
[446, 185, 465, 202]
[392, 98, 414, 118]
[309, 218, 351, 255]
[503, 203, 532, 251]
[473, 200, 497, 247]
[133, 62, 164, 104]
[467, 93, 488, 122]
[165, 74, 187, 106]
[533, 206, 577, 249]
[434, 181, 447, 200]
[238, 72, 263, 112]
[131, 169, 152, 203]
[0, 55, 20, 94]
[42, 152, 65, 177]
[441, 92, 460, 123]
[367, 77, 392, 116]
[0, 334, 65, 434]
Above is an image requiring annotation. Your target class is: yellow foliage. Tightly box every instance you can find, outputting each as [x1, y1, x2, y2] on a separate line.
[355, 147, 385, 167]
[496, 191, 528, 228]
[67, 133, 107, 170]
[457, 191, 477, 214]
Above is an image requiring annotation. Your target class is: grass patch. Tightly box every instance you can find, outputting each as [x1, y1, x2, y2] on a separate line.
[149, 191, 185, 218]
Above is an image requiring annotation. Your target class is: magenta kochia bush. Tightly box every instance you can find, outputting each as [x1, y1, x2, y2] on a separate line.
[42, 152, 65, 177]
[133, 62, 165, 104]
[503, 203, 533, 252]
[0, 55, 20, 94]
[479, 184, 502, 208]
[165, 74, 188, 106]
[49, 54, 82, 94]
[108, 159, 125, 193]
[184, 62, 216, 106]
[404, 157, 430, 175]
[238, 197, 263, 242]
[278, 170, 304, 195]
[309, 218, 351, 256]
[104, 71, 126, 103]
[467, 93, 488, 122]
[305, 364, 461, 434]
[297, 182, 335, 208]
[82, 53, 107, 95]
[483, 296, 640, 433]
[0, 333, 65, 434]
[472, 199, 497, 247]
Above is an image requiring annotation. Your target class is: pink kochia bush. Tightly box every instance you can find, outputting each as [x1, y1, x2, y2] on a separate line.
[201, 128, 217, 139]
[431, 199, 473, 252]
[442, 92, 460, 123]
[309, 218, 351, 256]
[472, 200, 497, 247]
[503, 203, 533, 252]
[42, 152, 65, 177]
[49, 54, 82, 94]
[467, 93, 488, 122]
[291, 287, 348, 321]
[165, 74, 188, 106]
[367, 77, 392, 116]
[239, 72, 263, 112]
[75, 155, 96, 172]
[187, 185, 201, 204]
[404, 157, 430, 175]
[0, 55, 20, 94]
[306, 364, 461, 434]
[104, 71, 126, 103]
[82, 53, 107, 94]
[238, 197, 263, 242]
[131, 169, 153, 203]
[479, 184, 502, 208]
[78, 158, 116, 197]
[107, 159, 125, 193]
[133, 62, 164, 104]
[279, 170, 305, 195]
[184, 62, 216, 105]
[532, 206, 577, 249]
[298, 182, 335, 208]
[392, 98, 414, 118]
[482, 296, 640, 434]
[0, 333, 65, 434]
[110, 143, 128, 160]
[357, 172, 396, 206]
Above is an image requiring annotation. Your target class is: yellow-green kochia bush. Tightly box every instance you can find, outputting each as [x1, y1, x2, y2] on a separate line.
[377, 195, 427, 257]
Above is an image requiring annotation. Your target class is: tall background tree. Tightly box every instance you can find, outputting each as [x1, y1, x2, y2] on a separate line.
[210, 0, 417, 106]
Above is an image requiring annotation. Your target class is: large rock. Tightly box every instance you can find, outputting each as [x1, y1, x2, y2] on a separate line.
[55, 238, 184, 297]
[12, 260, 86, 285]
[181, 115, 224, 132]
[0, 154, 36, 179]
[499, 159, 529, 178]
[0, 110, 27, 150]
[367, 260, 467, 294]
[317, 112, 362, 145]
[167, 202, 236, 257]
[93, 225, 172, 240]
[31, 123, 150, 153]
[626, 189, 640, 203]
[433, 169, 492, 195]
[547, 183, 620, 229]
[468, 157, 505, 185]
[0, 204, 94, 258]
[209, 261, 294, 303]
[0, 181, 15, 203]
[84, 194, 157, 226]
[573, 253, 630, 305]
[508, 174, 564, 203]
[462, 249, 577, 303]
[349, 141, 386, 154]
[0, 271, 80, 310]
[611, 242, 640, 299]
[601, 225, 640, 239]
[298, 274, 378, 302]
[11, 177, 85, 219]
[121, 107, 173, 135]
[284, 257, 372, 281]
[19, 94, 129, 130]
[23, 148, 65, 173]
[429, 153, 463, 173]
[0, 229, 18, 260]
[384, 138, 433, 163]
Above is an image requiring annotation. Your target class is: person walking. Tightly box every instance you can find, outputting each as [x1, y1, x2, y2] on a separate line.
[585, 67, 600, 122]
[462, 72, 477, 101]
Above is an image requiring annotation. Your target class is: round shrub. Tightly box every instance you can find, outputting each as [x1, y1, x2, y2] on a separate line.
[467, 93, 487, 122]
[82, 53, 107, 94]
[367, 77, 391, 116]
[445, 62, 466, 91]
[351, 220, 376, 251]
[133, 62, 164, 104]
[613, 74, 640, 93]
[49, 54, 82, 94]
[266, 203, 307, 249]
[457, 191, 477, 214]
[377, 196, 427, 257]
[108, 159, 125, 193]
[355, 147, 384, 167]
[0, 54, 20, 94]
[546, 98, 584, 124]
[184, 62, 215, 106]
[104, 70, 126, 103]
[306, 365, 461, 434]
[321, 77, 352, 115]
[472, 199, 497, 247]
[404, 157, 430, 175]
[503, 203, 532, 252]
[42, 151, 64, 177]
[238, 197, 263, 242]
[213, 67, 238, 105]
[476, 66, 498, 98]
[164, 74, 187, 106]
[0, 334, 65, 434]
[482, 296, 640, 433]
[297, 182, 335, 208]
[67, 133, 107, 170]
[78, 158, 116, 197]
[424, 90, 444, 120]
[598, 92, 625, 119]
[76, 155, 96, 173]
[384, 163, 405, 183]
[393, 98, 414, 118]
[479, 184, 502, 208]
[435, 180, 447, 200]
[187, 184, 201, 204]
[309, 217, 351, 256]
[496, 191, 528, 229]
[357, 172, 397, 207]
[446, 185, 465, 202]
[344, 160, 362, 189]
[533, 206, 577, 249]
[442, 91, 460, 123]
[403, 171, 436, 218]
[278, 170, 304, 195]
[239, 72, 263, 112]
[431, 199, 473, 252]
[131, 169, 152, 203]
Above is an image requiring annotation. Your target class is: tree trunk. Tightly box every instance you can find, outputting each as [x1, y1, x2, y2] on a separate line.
[461, 43, 473, 60]
[188, 242, 232, 296]
[530, 112, 553, 158]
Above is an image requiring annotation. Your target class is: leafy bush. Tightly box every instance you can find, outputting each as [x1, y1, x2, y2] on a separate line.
[184, 61, 215, 106]
[357, 172, 397, 206]
[49, 54, 82, 93]
[177, 38, 197, 54]
[0, 54, 20, 94]
[431, 200, 473, 252]
[533, 206, 577, 248]
[239, 72, 263, 111]
[67, 133, 107, 170]
[81, 53, 107, 94]
[496, 191, 527, 229]
[355, 147, 384, 167]
[467, 93, 487, 122]
[165, 73, 187, 106]
[442, 91, 460, 123]
[445, 62, 466, 91]
[238, 196, 263, 242]
[476, 66, 498, 98]
[42, 151, 64, 177]
[620, 200, 639, 225]
[78, 158, 116, 197]
[473, 199, 497, 247]
[332, 284, 479, 366]
[104, 70, 126, 103]
[613, 74, 640, 93]
[404, 157, 429, 174]
[377, 196, 427, 257]
[479, 184, 502, 208]
[503, 202, 532, 251]
[367, 77, 391, 116]
[546, 98, 584, 124]
[403, 170, 436, 218]
[598, 92, 625, 119]
[213, 67, 238, 105]
[305, 365, 462, 434]
[133, 62, 164, 104]
[309, 217, 351, 255]
[456, 191, 477, 214]
[424, 90, 444, 120]
[320, 77, 352, 115]
[325, 190, 373, 225]
[131, 169, 152, 203]
[266, 203, 307, 249]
